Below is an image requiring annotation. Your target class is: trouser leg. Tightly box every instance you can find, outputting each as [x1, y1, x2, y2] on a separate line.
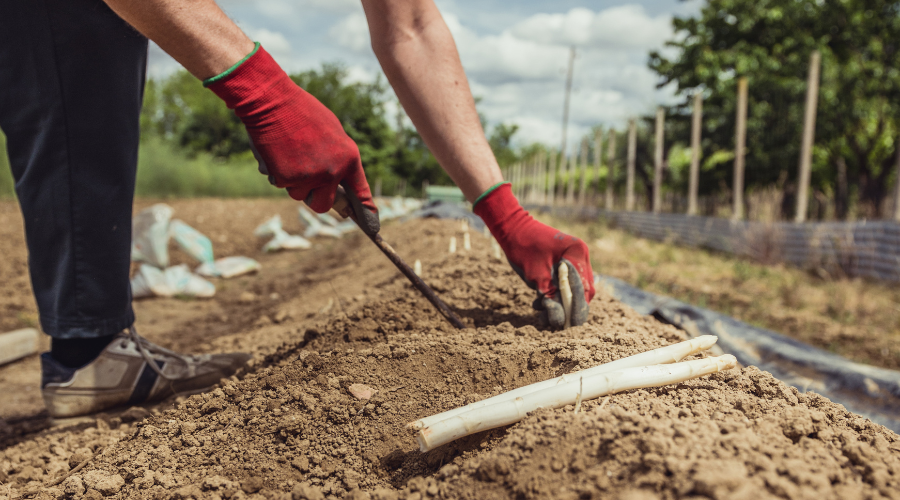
[0, 0, 148, 339]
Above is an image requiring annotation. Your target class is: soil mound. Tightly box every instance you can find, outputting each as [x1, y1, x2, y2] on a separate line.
[1, 219, 898, 500]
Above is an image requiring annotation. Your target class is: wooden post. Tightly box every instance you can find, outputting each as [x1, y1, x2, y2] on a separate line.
[516, 163, 524, 200]
[578, 138, 589, 206]
[653, 107, 665, 213]
[560, 47, 576, 154]
[795, 50, 821, 223]
[688, 93, 702, 215]
[566, 148, 576, 205]
[626, 119, 637, 211]
[547, 151, 557, 206]
[559, 152, 569, 203]
[606, 129, 616, 211]
[733, 77, 748, 220]
[539, 153, 547, 205]
[893, 141, 900, 222]
[593, 129, 603, 206]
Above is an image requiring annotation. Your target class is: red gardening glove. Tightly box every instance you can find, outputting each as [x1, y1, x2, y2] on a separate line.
[206, 45, 378, 231]
[474, 183, 595, 328]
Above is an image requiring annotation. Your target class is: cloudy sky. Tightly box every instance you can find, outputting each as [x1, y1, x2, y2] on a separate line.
[149, 0, 702, 151]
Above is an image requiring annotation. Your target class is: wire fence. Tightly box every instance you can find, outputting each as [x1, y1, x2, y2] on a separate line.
[527, 203, 900, 283]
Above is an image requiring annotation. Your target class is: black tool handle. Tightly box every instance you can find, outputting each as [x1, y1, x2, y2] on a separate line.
[333, 187, 466, 329]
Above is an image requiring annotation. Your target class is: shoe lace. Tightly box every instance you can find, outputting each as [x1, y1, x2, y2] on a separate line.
[128, 326, 199, 380]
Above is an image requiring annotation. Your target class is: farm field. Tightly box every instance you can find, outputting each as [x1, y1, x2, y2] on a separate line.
[538, 214, 900, 371]
[0, 199, 898, 499]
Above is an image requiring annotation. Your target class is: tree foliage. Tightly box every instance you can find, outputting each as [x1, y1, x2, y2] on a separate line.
[140, 64, 459, 194]
[649, 0, 900, 218]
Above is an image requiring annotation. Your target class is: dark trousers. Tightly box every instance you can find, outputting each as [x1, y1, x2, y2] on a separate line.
[0, 0, 147, 338]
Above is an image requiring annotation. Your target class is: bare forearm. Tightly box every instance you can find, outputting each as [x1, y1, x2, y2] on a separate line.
[102, 0, 254, 80]
[362, 0, 503, 202]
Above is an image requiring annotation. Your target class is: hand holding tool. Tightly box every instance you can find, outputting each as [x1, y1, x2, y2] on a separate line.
[333, 186, 466, 330]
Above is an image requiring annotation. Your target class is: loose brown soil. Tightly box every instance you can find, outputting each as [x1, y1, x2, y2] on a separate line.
[1, 199, 899, 500]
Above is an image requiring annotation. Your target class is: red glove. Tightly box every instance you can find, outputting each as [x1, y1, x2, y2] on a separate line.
[206, 44, 377, 223]
[474, 182, 595, 328]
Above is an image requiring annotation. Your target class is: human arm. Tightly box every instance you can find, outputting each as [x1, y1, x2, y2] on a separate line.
[101, 0, 254, 80]
[361, 0, 502, 203]
[101, 0, 377, 219]
[362, 0, 594, 326]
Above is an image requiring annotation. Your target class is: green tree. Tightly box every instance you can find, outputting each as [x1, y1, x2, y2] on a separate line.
[290, 65, 397, 180]
[488, 123, 520, 168]
[649, 0, 900, 219]
[142, 71, 249, 157]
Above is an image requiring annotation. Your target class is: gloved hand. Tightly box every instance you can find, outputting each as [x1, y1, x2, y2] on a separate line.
[474, 182, 595, 328]
[205, 44, 378, 227]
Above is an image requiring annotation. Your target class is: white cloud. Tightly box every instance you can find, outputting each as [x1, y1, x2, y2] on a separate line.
[329, 12, 371, 53]
[509, 5, 672, 50]
[247, 28, 293, 60]
[238, 0, 360, 18]
[147, 1, 682, 150]
[431, 5, 677, 146]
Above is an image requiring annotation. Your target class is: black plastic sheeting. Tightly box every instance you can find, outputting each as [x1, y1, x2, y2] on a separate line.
[406, 200, 486, 232]
[597, 275, 900, 433]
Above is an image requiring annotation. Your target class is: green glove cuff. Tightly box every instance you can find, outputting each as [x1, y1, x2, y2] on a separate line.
[472, 182, 510, 210]
[202, 42, 261, 87]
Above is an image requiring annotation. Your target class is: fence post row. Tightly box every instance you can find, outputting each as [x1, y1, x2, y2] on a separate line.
[593, 129, 603, 206]
[501, 50, 864, 223]
[795, 50, 821, 223]
[547, 151, 557, 206]
[605, 128, 616, 211]
[578, 138, 589, 206]
[626, 119, 637, 211]
[653, 107, 665, 213]
[688, 93, 702, 216]
[732, 77, 748, 220]
[894, 141, 900, 222]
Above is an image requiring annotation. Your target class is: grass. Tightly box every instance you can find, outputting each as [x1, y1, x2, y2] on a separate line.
[0, 132, 282, 199]
[135, 137, 280, 198]
[538, 213, 900, 370]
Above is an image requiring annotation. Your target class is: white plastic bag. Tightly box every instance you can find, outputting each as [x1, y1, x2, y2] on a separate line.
[131, 264, 215, 298]
[196, 256, 261, 278]
[131, 204, 173, 268]
[299, 207, 343, 239]
[169, 219, 214, 264]
[263, 231, 312, 252]
[254, 215, 283, 238]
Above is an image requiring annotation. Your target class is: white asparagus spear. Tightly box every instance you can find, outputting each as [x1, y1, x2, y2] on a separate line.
[463, 232, 471, 251]
[558, 262, 573, 328]
[449, 236, 457, 254]
[415, 354, 737, 451]
[407, 335, 718, 431]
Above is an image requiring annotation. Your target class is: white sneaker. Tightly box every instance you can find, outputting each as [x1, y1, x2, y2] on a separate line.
[41, 328, 250, 418]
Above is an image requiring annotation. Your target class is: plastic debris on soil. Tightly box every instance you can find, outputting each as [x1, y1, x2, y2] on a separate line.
[255, 214, 312, 252]
[196, 256, 262, 279]
[131, 204, 262, 297]
[131, 264, 216, 299]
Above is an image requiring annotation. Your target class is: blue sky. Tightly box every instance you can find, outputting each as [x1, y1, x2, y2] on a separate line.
[148, 0, 703, 150]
